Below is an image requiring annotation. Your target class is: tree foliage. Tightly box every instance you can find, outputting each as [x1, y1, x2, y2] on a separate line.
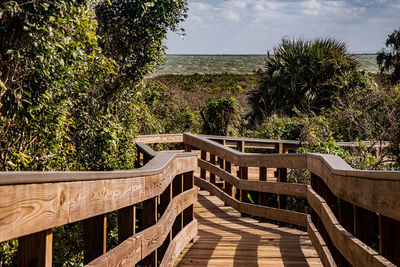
[377, 27, 400, 84]
[201, 97, 239, 136]
[248, 38, 366, 122]
[0, 0, 188, 264]
[95, 0, 188, 102]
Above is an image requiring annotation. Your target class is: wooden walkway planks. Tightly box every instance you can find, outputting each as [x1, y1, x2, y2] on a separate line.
[174, 190, 322, 266]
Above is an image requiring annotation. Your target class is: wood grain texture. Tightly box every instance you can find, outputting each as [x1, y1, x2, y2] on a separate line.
[175, 190, 322, 266]
[195, 177, 308, 227]
[0, 154, 197, 243]
[307, 187, 394, 267]
[185, 133, 400, 222]
[307, 216, 337, 267]
[18, 229, 52, 267]
[198, 159, 307, 197]
[86, 188, 197, 267]
[160, 220, 198, 267]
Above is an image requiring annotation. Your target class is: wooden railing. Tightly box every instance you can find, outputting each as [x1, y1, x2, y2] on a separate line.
[0, 151, 198, 266]
[182, 133, 399, 267]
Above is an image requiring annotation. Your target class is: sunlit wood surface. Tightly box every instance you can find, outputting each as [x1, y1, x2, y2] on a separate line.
[174, 190, 322, 267]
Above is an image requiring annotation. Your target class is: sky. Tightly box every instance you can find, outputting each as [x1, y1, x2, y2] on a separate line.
[165, 0, 400, 54]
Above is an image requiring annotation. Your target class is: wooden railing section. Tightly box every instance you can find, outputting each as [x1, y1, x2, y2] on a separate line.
[183, 133, 399, 267]
[0, 151, 198, 267]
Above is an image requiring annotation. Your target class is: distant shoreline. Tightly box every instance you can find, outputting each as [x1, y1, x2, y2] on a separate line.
[165, 53, 378, 56]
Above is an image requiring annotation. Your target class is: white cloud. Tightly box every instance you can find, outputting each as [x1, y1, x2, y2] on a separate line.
[224, 10, 241, 22]
[301, 0, 322, 16]
[190, 2, 212, 11]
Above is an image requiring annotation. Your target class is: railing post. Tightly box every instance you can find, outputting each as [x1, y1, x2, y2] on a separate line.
[118, 205, 136, 243]
[142, 196, 158, 266]
[184, 144, 192, 152]
[239, 166, 249, 217]
[18, 229, 53, 267]
[354, 206, 374, 247]
[379, 215, 400, 266]
[210, 154, 216, 184]
[83, 214, 107, 264]
[200, 150, 207, 180]
[277, 168, 287, 226]
[172, 174, 183, 238]
[158, 184, 172, 262]
[183, 171, 194, 227]
[258, 167, 267, 222]
[224, 161, 234, 200]
[135, 150, 142, 168]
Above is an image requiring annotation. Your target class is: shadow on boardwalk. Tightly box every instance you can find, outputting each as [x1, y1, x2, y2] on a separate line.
[174, 191, 321, 266]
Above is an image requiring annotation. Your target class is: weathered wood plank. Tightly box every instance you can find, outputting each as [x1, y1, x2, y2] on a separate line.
[307, 187, 394, 267]
[195, 177, 307, 227]
[198, 158, 307, 197]
[307, 216, 337, 267]
[160, 220, 198, 267]
[118, 205, 136, 243]
[0, 155, 197, 243]
[18, 229, 52, 267]
[86, 188, 197, 267]
[84, 214, 107, 265]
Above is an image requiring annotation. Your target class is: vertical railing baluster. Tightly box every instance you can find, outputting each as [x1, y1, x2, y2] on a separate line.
[258, 167, 267, 222]
[172, 174, 183, 238]
[210, 154, 216, 184]
[183, 171, 194, 227]
[142, 197, 158, 266]
[158, 184, 172, 262]
[200, 150, 207, 180]
[18, 229, 53, 267]
[83, 215, 107, 264]
[379, 215, 400, 266]
[118, 205, 136, 243]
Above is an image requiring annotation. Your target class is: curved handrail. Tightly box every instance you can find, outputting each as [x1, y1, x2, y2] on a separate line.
[0, 146, 198, 266]
[184, 133, 400, 221]
[183, 133, 400, 267]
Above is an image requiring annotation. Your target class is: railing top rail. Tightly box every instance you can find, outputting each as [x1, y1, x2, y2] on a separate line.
[184, 133, 400, 180]
[136, 133, 389, 149]
[0, 152, 197, 185]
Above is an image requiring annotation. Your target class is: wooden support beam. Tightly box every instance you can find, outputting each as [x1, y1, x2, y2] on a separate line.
[210, 154, 216, 184]
[158, 184, 172, 262]
[200, 150, 207, 180]
[18, 229, 52, 267]
[142, 197, 158, 266]
[239, 166, 249, 217]
[379, 215, 400, 266]
[277, 168, 287, 226]
[172, 175, 183, 238]
[84, 214, 107, 265]
[183, 172, 194, 227]
[354, 206, 374, 248]
[258, 167, 268, 223]
[184, 144, 192, 152]
[118, 205, 136, 243]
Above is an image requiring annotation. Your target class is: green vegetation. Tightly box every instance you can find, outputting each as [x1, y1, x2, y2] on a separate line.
[377, 27, 400, 84]
[0, 0, 399, 262]
[0, 0, 188, 265]
[248, 38, 369, 122]
[201, 97, 239, 136]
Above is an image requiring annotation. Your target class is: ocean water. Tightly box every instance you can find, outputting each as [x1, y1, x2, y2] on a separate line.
[152, 54, 379, 76]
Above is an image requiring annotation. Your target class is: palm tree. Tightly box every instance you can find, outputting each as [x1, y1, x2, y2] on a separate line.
[249, 38, 360, 123]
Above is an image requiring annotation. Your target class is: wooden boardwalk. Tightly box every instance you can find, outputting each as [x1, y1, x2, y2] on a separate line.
[174, 190, 322, 267]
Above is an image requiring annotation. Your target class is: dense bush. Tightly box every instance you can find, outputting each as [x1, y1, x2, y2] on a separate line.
[0, 0, 188, 264]
[201, 97, 240, 136]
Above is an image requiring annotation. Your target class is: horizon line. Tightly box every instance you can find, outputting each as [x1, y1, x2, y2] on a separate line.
[166, 52, 378, 56]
